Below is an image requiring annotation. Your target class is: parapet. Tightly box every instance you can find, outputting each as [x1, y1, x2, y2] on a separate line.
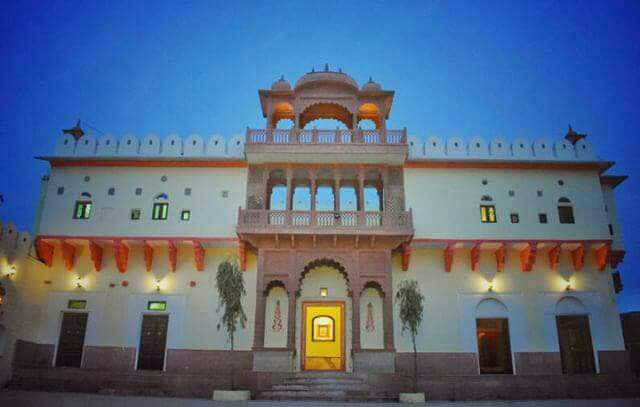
[52, 133, 244, 158]
[51, 132, 601, 163]
[0, 220, 32, 263]
[407, 135, 599, 162]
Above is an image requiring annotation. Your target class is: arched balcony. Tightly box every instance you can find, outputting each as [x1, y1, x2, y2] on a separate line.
[249, 69, 405, 164]
[237, 165, 414, 244]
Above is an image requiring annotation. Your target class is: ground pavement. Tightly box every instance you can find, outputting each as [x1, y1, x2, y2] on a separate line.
[0, 390, 639, 407]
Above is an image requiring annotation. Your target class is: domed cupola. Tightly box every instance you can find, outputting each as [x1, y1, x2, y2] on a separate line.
[361, 77, 382, 92]
[294, 64, 359, 91]
[271, 75, 292, 91]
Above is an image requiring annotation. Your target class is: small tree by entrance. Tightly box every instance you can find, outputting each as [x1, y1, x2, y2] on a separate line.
[216, 259, 247, 390]
[395, 280, 424, 393]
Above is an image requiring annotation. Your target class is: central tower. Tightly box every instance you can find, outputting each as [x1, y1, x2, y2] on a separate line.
[242, 69, 412, 374]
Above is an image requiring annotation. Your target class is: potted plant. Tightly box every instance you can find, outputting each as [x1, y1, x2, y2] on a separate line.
[396, 280, 426, 403]
[212, 259, 250, 401]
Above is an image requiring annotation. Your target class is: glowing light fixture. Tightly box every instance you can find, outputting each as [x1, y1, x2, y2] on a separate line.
[565, 281, 572, 291]
[487, 281, 494, 292]
[4, 265, 16, 279]
[76, 275, 83, 289]
[320, 287, 328, 297]
[155, 279, 162, 292]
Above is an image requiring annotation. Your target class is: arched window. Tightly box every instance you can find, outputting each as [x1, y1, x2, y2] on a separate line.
[73, 193, 93, 219]
[152, 193, 169, 220]
[480, 196, 496, 223]
[557, 197, 575, 224]
[269, 184, 287, 210]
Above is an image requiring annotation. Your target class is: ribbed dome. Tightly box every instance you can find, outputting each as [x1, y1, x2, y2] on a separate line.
[295, 66, 358, 91]
[361, 77, 382, 92]
[271, 76, 292, 91]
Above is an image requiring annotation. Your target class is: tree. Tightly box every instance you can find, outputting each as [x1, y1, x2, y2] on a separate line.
[395, 280, 424, 393]
[216, 259, 247, 390]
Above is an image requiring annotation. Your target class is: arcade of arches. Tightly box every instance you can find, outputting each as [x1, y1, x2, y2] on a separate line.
[270, 102, 384, 130]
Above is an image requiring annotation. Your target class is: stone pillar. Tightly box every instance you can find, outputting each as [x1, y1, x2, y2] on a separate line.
[352, 286, 362, 353]
[310, 176, 317, 212]
[334, 177, 341, 211]
[285, 169, 293, 211]
[253, 253, 266, 350]
[382, 288, 394, 350]
[382, 255, 395, 351]
[357, 170, 365, 211]
[286, 287, 297, 351]
[352, 113, 358, 130]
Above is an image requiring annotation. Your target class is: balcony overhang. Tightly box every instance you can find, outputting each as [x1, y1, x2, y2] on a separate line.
[237, 209, 414, 250]
[245, 128, 408, 165]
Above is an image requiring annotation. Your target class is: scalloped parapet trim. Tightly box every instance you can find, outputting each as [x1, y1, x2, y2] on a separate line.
[53, 132, 601, 163]
[408, 135, 598, 162]
[53, 133, 245, 158]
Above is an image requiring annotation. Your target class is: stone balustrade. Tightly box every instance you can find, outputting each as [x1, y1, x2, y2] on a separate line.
[237, 209, 413, 235]
[246, 128, 407, 145]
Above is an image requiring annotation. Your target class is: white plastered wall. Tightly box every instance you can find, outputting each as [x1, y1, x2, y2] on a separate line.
[38, 166, 247, 238]
[391, 247, 625, 356]
[405, 168, 610, 241]
[24, 245, 257, 353]
[601, 184, 624, 251]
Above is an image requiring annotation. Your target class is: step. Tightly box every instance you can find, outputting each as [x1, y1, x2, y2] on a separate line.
[271, 383, 371, 391]
[257, 390, 397, 401]
[281, 377, 367, 385]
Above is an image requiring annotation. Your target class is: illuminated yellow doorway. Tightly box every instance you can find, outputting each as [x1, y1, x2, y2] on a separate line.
[302, 302, 344, 371]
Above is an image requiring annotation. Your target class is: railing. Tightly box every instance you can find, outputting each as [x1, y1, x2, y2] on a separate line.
[238, 208, 413, 233]
[246, 128, 407, 145]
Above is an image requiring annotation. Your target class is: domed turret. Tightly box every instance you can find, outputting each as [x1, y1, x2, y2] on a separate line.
[271, 75, 292, 91]
[294, 65, 359, 91]
[361, 77, 382, 92]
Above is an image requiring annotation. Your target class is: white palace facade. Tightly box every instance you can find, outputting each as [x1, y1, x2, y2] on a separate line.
[0, 69, 635, 400]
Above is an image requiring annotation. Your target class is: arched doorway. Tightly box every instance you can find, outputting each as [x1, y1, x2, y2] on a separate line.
[297, 259, 350, 371]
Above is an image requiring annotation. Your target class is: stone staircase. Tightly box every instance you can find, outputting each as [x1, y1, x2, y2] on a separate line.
[257, 372, 398, 401]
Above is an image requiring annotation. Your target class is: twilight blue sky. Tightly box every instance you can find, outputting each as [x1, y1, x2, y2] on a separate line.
[1, 1, 639, 310]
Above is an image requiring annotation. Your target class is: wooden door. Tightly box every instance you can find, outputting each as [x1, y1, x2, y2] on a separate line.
[55, 312, 88, 367]
[556, 315, 596, 374]
[137, 315, 169, 371]
[476, 318, 513, 374]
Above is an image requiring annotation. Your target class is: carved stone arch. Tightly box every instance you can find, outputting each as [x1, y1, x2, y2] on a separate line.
[271, 102, 295, 128]
[299, 102, 354, 129]
[361, 280, 385, 297]
[263, 279, 287, 296]
[298, 257, 351, 296]
[357, 102, 382, 128]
